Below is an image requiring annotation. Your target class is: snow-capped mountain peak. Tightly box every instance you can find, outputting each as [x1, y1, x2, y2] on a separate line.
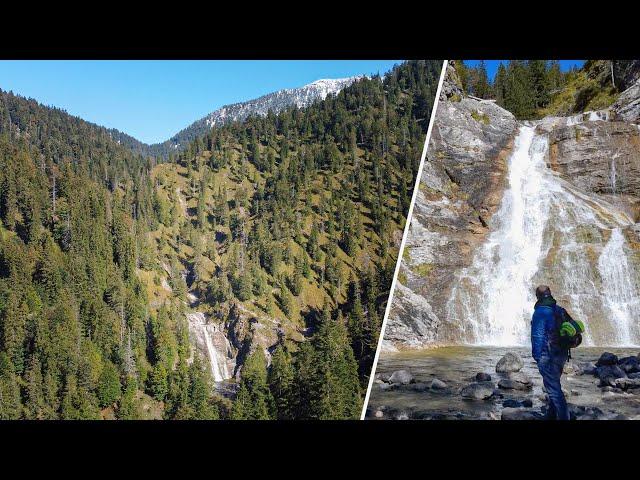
[152, 76, 363, 155]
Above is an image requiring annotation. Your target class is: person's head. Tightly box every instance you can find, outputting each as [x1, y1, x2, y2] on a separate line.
[535, 285, 552, 300]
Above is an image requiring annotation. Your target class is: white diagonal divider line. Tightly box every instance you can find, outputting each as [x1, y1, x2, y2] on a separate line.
[360, 60, 448, 420]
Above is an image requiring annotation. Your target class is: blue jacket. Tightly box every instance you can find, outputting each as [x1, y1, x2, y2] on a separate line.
[531, 299, 566, 363]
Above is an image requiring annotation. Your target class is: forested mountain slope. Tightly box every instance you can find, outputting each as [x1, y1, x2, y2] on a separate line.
[148, 77, 362, 158]
[0, 60, 442, 419]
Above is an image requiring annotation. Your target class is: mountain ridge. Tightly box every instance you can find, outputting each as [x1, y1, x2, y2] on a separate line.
[148, 76, 364, 157]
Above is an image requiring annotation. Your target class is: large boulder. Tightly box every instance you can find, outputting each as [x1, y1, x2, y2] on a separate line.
[496, 352, 524, 373]
[596, 352, 619, 366]
[388, 370, 414, 385]
[460, 383, 495, 400]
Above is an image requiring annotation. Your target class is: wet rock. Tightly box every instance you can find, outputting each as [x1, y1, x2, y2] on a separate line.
[431, 378, 448, 390]
[503, 398, 533, 408]
[378, 382, 397, 391]
[571, 405, 607, 420]
[476, 372, 492, 382]
[389, 370, 414, 385]
[498, 372, 533, 391]
[596, 352, 619, 367]
[378, 372, 392, 383]
[575, 362, 596, 376]
[596, 364, 627, 386]
[487, 411, 500, 420]
[618, 356, 640, 374]
[496, 352, 524, 373]
[547, 122, 640, 198]
[501, 407, 542, 420]
[614, 377, 640, 390]
[461, 383, 495, 400]
[408, 382, 431, 392]
[498, 379, 532, 391]
[628, 372, 640, 379]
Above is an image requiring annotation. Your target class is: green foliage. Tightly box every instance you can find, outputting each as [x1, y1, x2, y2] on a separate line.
[0, 60, 441, 420]
[231, 348, 274, 420]
[97, 360, 121, 408]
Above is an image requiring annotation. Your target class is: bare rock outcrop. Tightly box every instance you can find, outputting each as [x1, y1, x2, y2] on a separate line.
[384, 66, 518, 350]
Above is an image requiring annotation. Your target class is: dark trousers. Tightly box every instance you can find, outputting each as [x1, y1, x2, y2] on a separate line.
[537, 352, 570, 420]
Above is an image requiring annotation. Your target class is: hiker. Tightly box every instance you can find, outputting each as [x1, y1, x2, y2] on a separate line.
[531, 285, 584, 421]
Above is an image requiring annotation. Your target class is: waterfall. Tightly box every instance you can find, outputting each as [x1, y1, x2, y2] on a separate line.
[597, 228, 640, 345]
[446, 124, 639, 347]
[186, 312, 232, 382]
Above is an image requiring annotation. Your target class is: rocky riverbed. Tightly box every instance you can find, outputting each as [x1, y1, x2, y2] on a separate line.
[365, 347, 640, 420]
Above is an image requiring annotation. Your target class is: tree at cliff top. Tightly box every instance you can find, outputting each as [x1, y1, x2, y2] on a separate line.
[460, 60, 625, 119]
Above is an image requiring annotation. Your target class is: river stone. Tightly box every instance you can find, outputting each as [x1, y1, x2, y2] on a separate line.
[409, 382, 431, 392]
[498, 379, 532, 391]
[596, 365, 627, 386]
[501, 407, 542, 420]
[374, 410, 384, 418]
[498, 372, 532, 390]
[389, 370, 414, 385]
[476, 372, 492, 382]
[614, 377, 640, 390]
[618, 356, 640, 374]
[596, 352, 618, 366]
[576, 362, 596, 376]
[496, 352, 524, 373]
[431, 378, 447, 390]
[629, 372, 640, 379]
[461, 383, 495, 400]
[503, 398, 533, 408]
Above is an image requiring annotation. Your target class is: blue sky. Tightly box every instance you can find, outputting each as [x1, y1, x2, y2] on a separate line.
[463, 60, 585, 81]
[0, 60, 401, 144]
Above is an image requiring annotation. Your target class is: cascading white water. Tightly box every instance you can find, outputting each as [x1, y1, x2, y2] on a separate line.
[598, 228, 640, 345]
[446, 123, 639, 347]
[186, 312, 232, 382]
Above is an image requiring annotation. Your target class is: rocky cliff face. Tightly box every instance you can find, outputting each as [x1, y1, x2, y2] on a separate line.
[383, 62, 518, 350]
[384, 60, 640, 351]
[612, 60, 640, 124]
[543, 116, 640, 219]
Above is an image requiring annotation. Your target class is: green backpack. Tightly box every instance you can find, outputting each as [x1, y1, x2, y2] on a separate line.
[554, 306, 585, 349]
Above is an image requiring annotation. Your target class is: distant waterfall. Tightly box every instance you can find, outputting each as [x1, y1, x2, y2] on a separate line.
[446, 123, 639, 347]
[186, 312, 232, 382]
